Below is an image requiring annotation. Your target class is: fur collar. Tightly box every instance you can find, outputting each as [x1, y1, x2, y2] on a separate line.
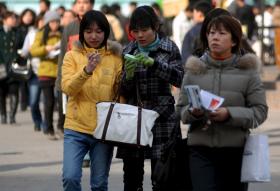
[185, 53, 261, 75]
[73, 40, 122, 56]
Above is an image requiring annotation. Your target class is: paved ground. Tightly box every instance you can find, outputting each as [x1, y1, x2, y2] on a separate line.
[0, 109, 152, 191]
[0, 104, 280, 191]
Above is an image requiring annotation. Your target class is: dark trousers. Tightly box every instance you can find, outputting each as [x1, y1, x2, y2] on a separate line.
[56, 90, 65, 131]
[0, 80, 19, 123]
[189, 146, 248, 191]
[41, 84, 55, 134]
[19, 81, 29, 111]
[123, 157, 170, 191]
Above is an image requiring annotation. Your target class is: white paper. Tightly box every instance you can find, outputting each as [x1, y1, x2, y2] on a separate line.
[200, 90, 224, 111]
[47, 49, 61, 59]
[62, 93, 67, 114]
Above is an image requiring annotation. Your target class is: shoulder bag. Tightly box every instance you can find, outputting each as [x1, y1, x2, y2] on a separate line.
[241, 133, 271, 182]
[152, 122, 192, 190]
[9, 58, 32, 81]
[94, 79, 159, 147]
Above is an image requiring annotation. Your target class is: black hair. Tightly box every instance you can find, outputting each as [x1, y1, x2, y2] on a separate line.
[151, 2, 163, 16]
[206, 15, 242, 53]
[35, 12, 44, 28]
[20, 8, 36, 26]
[42, 22, 62, 45]
[111, 3, 121, 11]
[3, 11, 16, 20]
[129, 1, 137, 7]
[129, 5, 160, 32]
[79, 10, 110, 48]
[200, 8, 231, 52]
[193, 0, 213, 17]
[185, 4, 194, 12]
[74, 0, 95, 4]
[100, 4, 112, 14]
[40, 0, 51, 8]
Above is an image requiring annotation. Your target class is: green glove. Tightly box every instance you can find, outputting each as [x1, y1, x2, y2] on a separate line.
[124, 58, 137, 80]
[135, 53, 154, 67]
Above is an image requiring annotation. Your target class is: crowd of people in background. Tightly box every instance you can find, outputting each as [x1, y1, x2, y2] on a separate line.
[0, 0, 276, 145]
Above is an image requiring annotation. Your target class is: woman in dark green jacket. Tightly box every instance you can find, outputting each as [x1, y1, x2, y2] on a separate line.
[0, 11, 20, 124]
[176, 15, 268, 191]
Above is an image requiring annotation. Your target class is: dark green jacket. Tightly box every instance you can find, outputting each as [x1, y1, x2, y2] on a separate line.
[0, 26, 20, 74]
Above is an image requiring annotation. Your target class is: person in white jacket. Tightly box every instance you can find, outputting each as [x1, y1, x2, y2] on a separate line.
[172, 5, 193, 52]
[21, 14, 45, 131]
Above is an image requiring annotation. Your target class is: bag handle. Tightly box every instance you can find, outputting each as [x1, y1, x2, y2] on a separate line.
[113, 70, 143, 106]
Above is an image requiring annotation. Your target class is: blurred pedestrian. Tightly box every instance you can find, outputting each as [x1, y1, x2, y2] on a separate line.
[176, 14, 268, 191]
[60, 9, 76, 27]
[56, 5, 66, 17]
[100, 4, 123, 42]
[61, 10, 123, 191]
[181, 0, 212, 64]
[0, 11, 20, 124]
[111, 3, 129, 45]
[17, 8, 37, 112]
[20, 13, 45, 131]
[116, 5, 184, 191]
[172, 4, 194, 52]
[30, 10, 62, 140]
[228, 0, 257, 41]
[39, 0, 51, 15]
[273, 1, 280, 67]
[151, 2, 172, 37]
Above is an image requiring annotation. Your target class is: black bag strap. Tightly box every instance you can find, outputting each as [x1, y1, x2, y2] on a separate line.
[101, 102, 142, 147]
[101, 69, 144, 147]
[101, 103, 116, 140]
[113, 71, 143, 106]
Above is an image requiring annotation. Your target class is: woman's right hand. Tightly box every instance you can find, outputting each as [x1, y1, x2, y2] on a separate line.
[85, 52, 100, 74]
[45, 45, 54, 52]
[124, 58, 137, 80]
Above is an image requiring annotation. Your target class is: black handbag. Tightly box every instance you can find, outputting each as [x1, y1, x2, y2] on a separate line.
[9, 58, 32, 81]
[152, 125, 192, 191]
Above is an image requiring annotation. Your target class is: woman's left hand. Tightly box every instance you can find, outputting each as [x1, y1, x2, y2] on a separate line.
[135, 53, 154, 67]
[208, 107, 229, 122]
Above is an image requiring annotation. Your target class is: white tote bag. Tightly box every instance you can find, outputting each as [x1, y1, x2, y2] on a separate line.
[94, 102, 159, 147]
[241, 134, 271, 182]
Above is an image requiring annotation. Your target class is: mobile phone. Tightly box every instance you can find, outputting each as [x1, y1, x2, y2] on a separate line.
[124, 54, 137, 61]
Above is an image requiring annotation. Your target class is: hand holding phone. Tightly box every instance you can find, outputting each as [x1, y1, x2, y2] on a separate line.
[85, 52, 101, 74]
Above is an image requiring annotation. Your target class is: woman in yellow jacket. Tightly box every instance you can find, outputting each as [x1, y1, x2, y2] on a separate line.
[30, 10, 62, 139]
[61, 10, 123, 191]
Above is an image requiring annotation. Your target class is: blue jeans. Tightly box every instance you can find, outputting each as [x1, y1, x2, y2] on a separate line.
[63, 129, 113, 191]
[28, 74, 43, 128]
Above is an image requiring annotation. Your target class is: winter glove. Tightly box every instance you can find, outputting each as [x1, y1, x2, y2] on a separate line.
[124, 58, 137, 80]
[135, 53, 154, 67]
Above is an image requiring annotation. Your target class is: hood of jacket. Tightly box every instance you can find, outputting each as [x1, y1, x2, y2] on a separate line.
[185, 53, 262, 75]
[72, 40, 122, 56]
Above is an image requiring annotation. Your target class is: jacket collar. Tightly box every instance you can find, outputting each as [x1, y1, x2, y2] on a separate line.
[185, 53, 261, 75]
[72, 40, 122, 56]
[124, 36, 173, 54]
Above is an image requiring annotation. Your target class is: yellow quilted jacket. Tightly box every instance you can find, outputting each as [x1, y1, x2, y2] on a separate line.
[30, 29, 61, 78]
[61, 41, 123, 135]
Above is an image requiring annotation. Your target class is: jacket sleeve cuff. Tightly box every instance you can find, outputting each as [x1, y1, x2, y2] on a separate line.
[82, 67, 93, 77]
